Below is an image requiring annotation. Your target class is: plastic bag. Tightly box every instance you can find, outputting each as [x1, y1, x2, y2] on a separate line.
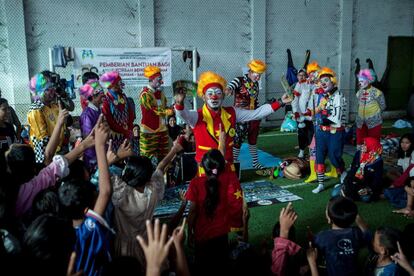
[280, 112, 297, 132]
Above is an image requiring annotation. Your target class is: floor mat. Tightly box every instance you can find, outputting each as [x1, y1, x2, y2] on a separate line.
[238, 143, 282, 170]
[154, 181, 302, 218]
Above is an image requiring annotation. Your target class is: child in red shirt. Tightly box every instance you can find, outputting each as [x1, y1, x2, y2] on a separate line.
[186, 149, 242, 275]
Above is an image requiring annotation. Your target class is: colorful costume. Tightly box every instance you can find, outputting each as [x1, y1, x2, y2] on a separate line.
[79, 80, 103, 171]
[100, 71, 135, 152]
[175, 71, 285, 167]
[27, 73, 63, 163]
[356, 69, 386, 146]
[310, 67, 347, 193]
[139, 66, 172, 162]
[292, 68, 314, 157]
[227, 60, 267, 169]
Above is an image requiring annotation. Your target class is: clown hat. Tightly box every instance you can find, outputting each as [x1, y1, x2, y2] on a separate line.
[144, 65, 161, 79]
[357, 69, 377, 83]
[318, 67, 337, 85]
[99, 71, 121, 89]
[247, 59, 266, 74]
[79, 80, 103, 99]
[197, 71, 227, 97]
[306, 61, 320, 74]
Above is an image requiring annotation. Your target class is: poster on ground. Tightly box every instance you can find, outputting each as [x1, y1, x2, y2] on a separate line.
[73, 47, 172, 88]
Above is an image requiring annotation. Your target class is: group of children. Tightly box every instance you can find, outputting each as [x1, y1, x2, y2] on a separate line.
[0, 57, 413, 276]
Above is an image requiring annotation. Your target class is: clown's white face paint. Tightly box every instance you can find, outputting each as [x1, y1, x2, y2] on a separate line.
[308, 71, 318, 83]
[358, 77, 370, 90]
[319, 76, 334, 93]
[151, 75, 163, 90]
[248, 70, 261, 82]
[204, 87, 223, 110]
[297, 71, 307, 82]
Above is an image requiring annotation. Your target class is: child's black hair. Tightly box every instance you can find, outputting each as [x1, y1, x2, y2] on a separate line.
[23, 214, 75, 276]
[82, 71, 100, 85]
[201, 149, 225, 218]
[102, 256, 142, 276]
[327, 196, 358, 228]
[0, 97, 8, 107]
[121, 156, 154, 188]
[5, 144, 36, 185]
[375, 226, 400, 256]
[58, 179, 96, 220]
[398, 133, 414, 159]
[401, 223, 414, 258]
[32, 187, 60, 219]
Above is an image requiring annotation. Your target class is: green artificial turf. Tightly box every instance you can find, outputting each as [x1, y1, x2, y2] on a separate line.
[242, 125, 413, 249]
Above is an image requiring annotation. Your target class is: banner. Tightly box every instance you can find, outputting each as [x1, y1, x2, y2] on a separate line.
[73, 48, 172, 87]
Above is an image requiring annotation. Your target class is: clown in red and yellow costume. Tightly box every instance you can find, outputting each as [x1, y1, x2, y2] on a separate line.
[225, 59, 267, 170]
[174, 71, 291, 170]
[139, 65, 173, 162]
[100, 71, 135, 152]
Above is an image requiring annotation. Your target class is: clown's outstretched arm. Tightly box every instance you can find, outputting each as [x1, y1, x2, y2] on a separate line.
[174, 93, 198, 128]
[236, 94, 291, 123]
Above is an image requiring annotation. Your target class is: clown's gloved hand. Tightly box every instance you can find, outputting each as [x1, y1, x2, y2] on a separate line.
[318, 97, 328, 110]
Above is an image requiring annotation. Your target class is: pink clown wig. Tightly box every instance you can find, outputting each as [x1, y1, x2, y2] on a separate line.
[99, 71, 121, 89]
[79, 80, 103, 99]
[357, 69, 377, 84]
[29, 73, 52, 100]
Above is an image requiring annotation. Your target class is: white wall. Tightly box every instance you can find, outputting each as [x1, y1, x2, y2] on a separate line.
[1, 0, 413, 124]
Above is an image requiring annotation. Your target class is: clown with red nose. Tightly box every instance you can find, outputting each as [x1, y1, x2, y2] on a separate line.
[139, 65, 173, 163]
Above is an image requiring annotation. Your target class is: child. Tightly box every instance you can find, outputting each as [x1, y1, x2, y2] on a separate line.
[271, 202, 304, 276]
[387, 133, 414, 187]
[314, 196, 369, 276]
[0, 98, 17, 153]
[79, 80, 104, 172]
[334, 137, 383, 202]
[384, 134, 414, 214]
[167, 115, 182, 142]
[366, 227, 401, 275]
[186, 148, 243, 276]
[6, 108, 95, 219]
[58, 118, 113, 276]
[110, 142, 181, 267]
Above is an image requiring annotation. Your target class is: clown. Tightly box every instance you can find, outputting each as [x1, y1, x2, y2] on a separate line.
[100, 71, 135, 152]
[79, 80, 105, 171]
[292, 68, 313, 158]
[225, 59, 268, 170]
[356, 69, 386, 147]
[27, 73, 65, 163]
[175, 71, 291, 174]
[310, 67, 347, 193]
[138, 65, 173, 162]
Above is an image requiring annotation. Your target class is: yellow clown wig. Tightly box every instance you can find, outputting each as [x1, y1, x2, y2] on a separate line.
[247, 59, 267, 74]
[197, 71, 227, 97]
[144, 65, 161, 80]
[306, 61, 320, 74]
[318, 67, 337, 85]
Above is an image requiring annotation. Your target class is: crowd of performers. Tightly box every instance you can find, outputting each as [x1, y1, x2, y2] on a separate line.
[5, 56, 414, 275]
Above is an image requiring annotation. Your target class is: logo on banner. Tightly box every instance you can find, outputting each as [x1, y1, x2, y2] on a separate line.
[82, 50, 94, 59]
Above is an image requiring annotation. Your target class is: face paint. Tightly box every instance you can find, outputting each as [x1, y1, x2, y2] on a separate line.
[249, 71, 261, 82]
[308, 71, 318, 83]
[151, 75, 163, 89]
[319, 76, 333, 93]
[42, 87, 56, 104]
[204, 87, 223, 110]
[358, 77, 369, 89]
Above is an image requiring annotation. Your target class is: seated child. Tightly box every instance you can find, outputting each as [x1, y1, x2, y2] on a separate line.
[314, 196, 370, 276]
[365, 227, 401, 275]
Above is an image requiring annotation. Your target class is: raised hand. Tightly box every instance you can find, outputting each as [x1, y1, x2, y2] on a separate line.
[117, 139, 134, 160]
[137, 219, 174, 276]
[57, 100, 69, 126]
[279, 202, 297, 239]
